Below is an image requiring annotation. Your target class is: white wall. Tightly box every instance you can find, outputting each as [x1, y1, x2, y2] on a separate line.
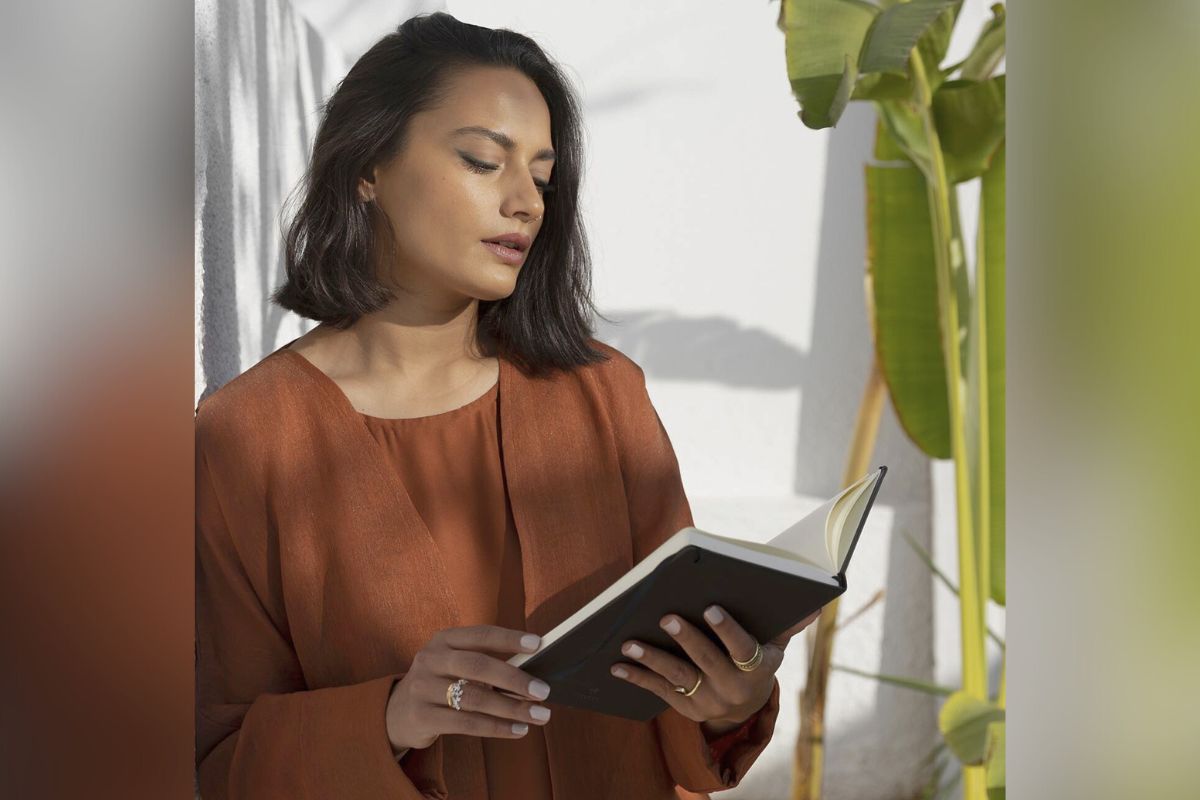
[196, 1, 1005, 797]
[197, 0, 350, 401]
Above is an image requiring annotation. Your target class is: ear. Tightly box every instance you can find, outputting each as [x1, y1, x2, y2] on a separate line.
[357, 167, 377, 203]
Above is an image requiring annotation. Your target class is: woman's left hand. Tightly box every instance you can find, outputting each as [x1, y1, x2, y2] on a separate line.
[610, 605, 823, 735]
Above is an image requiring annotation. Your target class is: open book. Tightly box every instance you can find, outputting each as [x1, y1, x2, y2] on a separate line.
[507, 466, 888, 721]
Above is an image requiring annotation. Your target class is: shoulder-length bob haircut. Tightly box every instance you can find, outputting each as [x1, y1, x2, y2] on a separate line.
[271, 11, 609, 376]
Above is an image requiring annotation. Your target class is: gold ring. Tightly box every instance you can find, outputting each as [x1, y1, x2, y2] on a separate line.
[732, 642, 764, 672]
[674, 672, 703, 697]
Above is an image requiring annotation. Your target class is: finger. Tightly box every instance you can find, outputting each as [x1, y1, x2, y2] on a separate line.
[429, 703, 537, 739]
[656, 613, 743, 691]
[417, 674, 552, 727]
[440, 649, 552, 703]
[618, 635, 708, 692]
[438, 624, 543, 656]
[697, 606, 764, 668]
[608, 661, 695, 716]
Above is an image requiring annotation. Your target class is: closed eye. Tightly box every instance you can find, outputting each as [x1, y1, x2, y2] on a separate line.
[460, 154, 555, 194]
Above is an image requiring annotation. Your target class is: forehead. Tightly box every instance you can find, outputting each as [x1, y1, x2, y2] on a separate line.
[416, 65, 552, 147]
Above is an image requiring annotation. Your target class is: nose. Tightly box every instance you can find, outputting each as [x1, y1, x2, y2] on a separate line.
[501, 171, 545, 224]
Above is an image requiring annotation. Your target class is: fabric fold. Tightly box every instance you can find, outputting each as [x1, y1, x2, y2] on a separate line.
[196, 433, 448, 799]
[657, 677, 782, 791]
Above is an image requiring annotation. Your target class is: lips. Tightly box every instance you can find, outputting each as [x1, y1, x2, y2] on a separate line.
[482, 240, 528, 265]
[482, 232, 531, 252]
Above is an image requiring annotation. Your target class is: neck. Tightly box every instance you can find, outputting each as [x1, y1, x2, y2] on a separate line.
[318, 297, 494, 381]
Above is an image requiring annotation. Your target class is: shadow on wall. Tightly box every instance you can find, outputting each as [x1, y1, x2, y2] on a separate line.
[597, 104, 926, 502]
[595, 311, 807, 390]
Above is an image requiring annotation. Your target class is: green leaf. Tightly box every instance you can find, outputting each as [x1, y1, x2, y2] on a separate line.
[866, 156, 951, 458]
[877, 97, 934, 174]
[938, 691, 1005, 765]
[902, 0, 963, 97]
[832, 664, 956, 696]
[916, 0, 962, 75]
[851, 1, 963, 101]
[960, 3, 1006, 81]
[783, 0, 972, 126]
[933, 75, 1006, 183]
[872, 114, 912, 162]
[985, 720, 1006, 800]
[783, 0, 880, 129]
[860, 0, 960, 75]
[853, 70, 919, 102]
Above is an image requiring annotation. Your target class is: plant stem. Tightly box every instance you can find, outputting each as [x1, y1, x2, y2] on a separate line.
[792, 358, 887, 800]
[909, 51, 989, 800]
[902, 531, 1005, 650]
[831, 664, 956, 697]
[976, 171, 993, 612]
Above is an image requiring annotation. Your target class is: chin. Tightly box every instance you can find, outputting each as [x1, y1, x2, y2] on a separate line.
[479, 288, 518, 304]
[472, 278, 519, 303]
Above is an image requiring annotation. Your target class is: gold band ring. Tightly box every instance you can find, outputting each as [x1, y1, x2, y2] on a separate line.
[674, 672, 703, 697]
[732, 642, 764, 672]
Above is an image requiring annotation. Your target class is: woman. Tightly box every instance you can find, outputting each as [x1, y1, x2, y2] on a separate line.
[195, 12, 817, 799]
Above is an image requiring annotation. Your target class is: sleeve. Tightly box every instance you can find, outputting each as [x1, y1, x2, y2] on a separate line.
[704, 693, 774, 763]
[195, 416, 448, 800]
[602, 354, 781, 793]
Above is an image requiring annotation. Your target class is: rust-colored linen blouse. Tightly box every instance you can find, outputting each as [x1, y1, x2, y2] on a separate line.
[195, 338, 782, 799]
[359, 377, 554, 799]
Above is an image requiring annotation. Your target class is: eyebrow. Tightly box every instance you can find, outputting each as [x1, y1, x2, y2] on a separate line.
[449, 126, 557, 163]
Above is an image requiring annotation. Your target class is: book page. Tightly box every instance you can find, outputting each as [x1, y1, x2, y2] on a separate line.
[696, 530, 830, 570]
[826, 470, 878, 565]
[834, 472, 882, 572]
[765, 494, 840, 572]
[765, 469, 881, 573]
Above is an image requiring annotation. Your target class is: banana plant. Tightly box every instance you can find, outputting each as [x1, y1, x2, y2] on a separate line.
[776, 2, 1006, 799]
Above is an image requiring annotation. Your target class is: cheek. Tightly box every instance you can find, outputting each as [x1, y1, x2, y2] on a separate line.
[390, 176, 487, 254]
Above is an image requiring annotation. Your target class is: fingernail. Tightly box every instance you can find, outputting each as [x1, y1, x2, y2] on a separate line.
[623, 642, 644, 658]
[530, 705, 551, 721]
[661, 618, 681, 635]
[612, 666, 628, 678]
[529, 679, 550, 700]
[521, 634, 541, 651]
[704, 606, 724, 625]
[512, 722, 529, 734]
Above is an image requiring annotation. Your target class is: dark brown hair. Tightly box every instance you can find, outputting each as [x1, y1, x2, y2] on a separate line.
[271, 12, 608, 375]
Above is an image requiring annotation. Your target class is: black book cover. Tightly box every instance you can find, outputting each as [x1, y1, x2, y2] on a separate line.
[512, 466, 887, 721]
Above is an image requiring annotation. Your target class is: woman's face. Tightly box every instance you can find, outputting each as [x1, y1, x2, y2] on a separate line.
[361, 65, 554, 306]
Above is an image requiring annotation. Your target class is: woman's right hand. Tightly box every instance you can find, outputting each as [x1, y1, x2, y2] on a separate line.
[385, 625, 553, 755]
